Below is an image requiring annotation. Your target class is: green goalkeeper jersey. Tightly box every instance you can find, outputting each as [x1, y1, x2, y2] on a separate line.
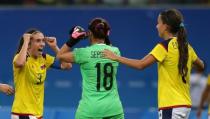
[73, 43, 123, 117]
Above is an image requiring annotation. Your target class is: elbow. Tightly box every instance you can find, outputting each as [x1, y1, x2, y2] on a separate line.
[136, 65, 146, 70]
[56, 53, 62, 61]
[14, 61, 25, 68]
[136, 61, 146, 70]
[197, 61, 205, 72]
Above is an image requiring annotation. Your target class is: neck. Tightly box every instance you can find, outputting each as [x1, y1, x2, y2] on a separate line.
[91, 39, 105, 45]
[28, 51, 38, 59]
[163, 32, 174, 40]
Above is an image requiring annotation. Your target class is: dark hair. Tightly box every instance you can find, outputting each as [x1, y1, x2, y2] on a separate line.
[16, 28, 41, 54]
[160, 9, 189, 80]
[88, 17, 111, 45]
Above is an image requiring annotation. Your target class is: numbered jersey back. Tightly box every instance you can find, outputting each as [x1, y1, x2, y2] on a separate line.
[73, 44, 123, 117]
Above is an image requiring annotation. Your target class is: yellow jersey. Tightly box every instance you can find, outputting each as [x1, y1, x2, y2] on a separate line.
[12, 54, 54, 118]
[150, 37, 198, 109]
[207, 74, 210, 114]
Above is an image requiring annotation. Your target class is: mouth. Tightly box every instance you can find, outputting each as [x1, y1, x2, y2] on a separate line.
[38, 49, 43, 52]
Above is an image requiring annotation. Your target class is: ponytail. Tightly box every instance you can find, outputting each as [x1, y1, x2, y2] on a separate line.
[177, 25, 189, 83]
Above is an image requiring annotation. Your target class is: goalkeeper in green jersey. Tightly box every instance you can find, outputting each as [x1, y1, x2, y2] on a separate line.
[57, 17, 124, 119]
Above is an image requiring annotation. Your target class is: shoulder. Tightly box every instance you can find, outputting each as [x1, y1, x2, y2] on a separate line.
[73, 47, 88, 53]
[158, 38, 173, 52]
[106, 45, 120, 51]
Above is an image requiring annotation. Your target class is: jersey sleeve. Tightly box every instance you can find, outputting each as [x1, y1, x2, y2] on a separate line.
[207, 74, 210, 85]
[114, 47, 121, 56]
[73, 48, 86, 64]
[13, 54, 19, 70]
[45, 54, 55, 69]
[13, 54, 19, 64]
[149, 44, 167, 62]
[189, 45, 198, 63]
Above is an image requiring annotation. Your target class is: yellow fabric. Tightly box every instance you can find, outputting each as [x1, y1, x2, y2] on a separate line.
[207, 75, 210, 114]
[207, 74, 210, 85]
[12, 54, 54, 117]
[150, 37, 198, 109]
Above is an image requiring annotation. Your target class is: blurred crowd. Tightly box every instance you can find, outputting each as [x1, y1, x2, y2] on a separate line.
[0, 0, 210, 6]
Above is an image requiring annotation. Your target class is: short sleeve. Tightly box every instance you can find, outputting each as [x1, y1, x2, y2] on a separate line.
[13, 54, 19, 64]
[207, 74, 210, 85]
[189, 45, 198, 63]
[115, 47, 121, 57]
[45, 54, 55, 69]
[149, 44, 167, 62]
[73, 48, 86, 64]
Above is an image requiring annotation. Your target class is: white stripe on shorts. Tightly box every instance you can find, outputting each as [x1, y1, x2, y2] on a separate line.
[159, 107, 191, 119]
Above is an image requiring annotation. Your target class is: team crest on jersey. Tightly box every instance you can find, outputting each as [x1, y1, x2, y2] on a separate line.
[40, 65, 46, 70]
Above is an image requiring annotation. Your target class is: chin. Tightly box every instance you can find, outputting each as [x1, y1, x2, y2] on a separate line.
[38, 52, 43, 56]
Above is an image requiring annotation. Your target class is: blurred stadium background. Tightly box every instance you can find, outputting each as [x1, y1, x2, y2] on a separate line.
[0, 0, 210, 118]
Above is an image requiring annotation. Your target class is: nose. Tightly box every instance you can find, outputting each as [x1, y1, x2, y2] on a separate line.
[41, 41, 45, 47]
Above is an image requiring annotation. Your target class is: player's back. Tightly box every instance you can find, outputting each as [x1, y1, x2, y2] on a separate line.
[73, 44, 123, 117]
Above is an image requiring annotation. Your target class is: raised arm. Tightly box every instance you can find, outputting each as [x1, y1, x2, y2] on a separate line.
[57, 44, 74, 63]
[57, 26, 87, 63]
[45, 37, 59, 54]
[14, 33, 31, 68]
[45, 37, 72, 70]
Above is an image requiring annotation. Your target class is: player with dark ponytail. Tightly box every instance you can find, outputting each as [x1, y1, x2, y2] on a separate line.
[103, 9, 204, 119]
[57, 17, 124, 119]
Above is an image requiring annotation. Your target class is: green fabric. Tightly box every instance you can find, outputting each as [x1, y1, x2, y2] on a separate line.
[73, 44, 123, 117]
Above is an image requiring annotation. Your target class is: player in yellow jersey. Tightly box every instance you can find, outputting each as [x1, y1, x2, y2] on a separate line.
[0, 83, 14, 95]
[11, 29, 71, 119]
[197, 74, 210, 119]
[103, 9, 204, 119]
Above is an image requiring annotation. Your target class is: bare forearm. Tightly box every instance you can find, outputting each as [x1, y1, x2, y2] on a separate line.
[57, 44, 70, 57]
[51, 46, 60, 55]
[116, 56, 143, 70]
[198, 89, 209, 109]
[15, 42, 28, 66]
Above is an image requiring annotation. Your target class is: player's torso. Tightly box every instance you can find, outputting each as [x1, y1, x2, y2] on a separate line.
[158, 38, 192, 108]
[74, 44, 123, 117]
[12, 55, 48, 116]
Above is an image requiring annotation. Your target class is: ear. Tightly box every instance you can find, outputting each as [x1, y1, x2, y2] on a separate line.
[164, 24, 170, 32]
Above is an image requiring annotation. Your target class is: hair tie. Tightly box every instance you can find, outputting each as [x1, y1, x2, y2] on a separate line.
[180, 22, 184, 28]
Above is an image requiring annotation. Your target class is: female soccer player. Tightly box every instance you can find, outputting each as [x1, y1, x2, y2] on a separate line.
[57, 18, 124, 119]
[0, 83, 14, 95]
[103, 9, 204, 119]
[197, 74, 210, 119]
[11, 29, 71, 119]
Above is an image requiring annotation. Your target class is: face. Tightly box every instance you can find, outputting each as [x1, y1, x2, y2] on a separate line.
[29, 32, 45, 58]
[156, 15, 167, 38]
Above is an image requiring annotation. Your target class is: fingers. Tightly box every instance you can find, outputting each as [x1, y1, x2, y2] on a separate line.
[2, 85, 14, 95]
[72, 32, 86, 39]
[23, 33, 31, 43]
[6, 87, 14, 95]
[45, 37, 56, 42]
[103, 49, 111, 58]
